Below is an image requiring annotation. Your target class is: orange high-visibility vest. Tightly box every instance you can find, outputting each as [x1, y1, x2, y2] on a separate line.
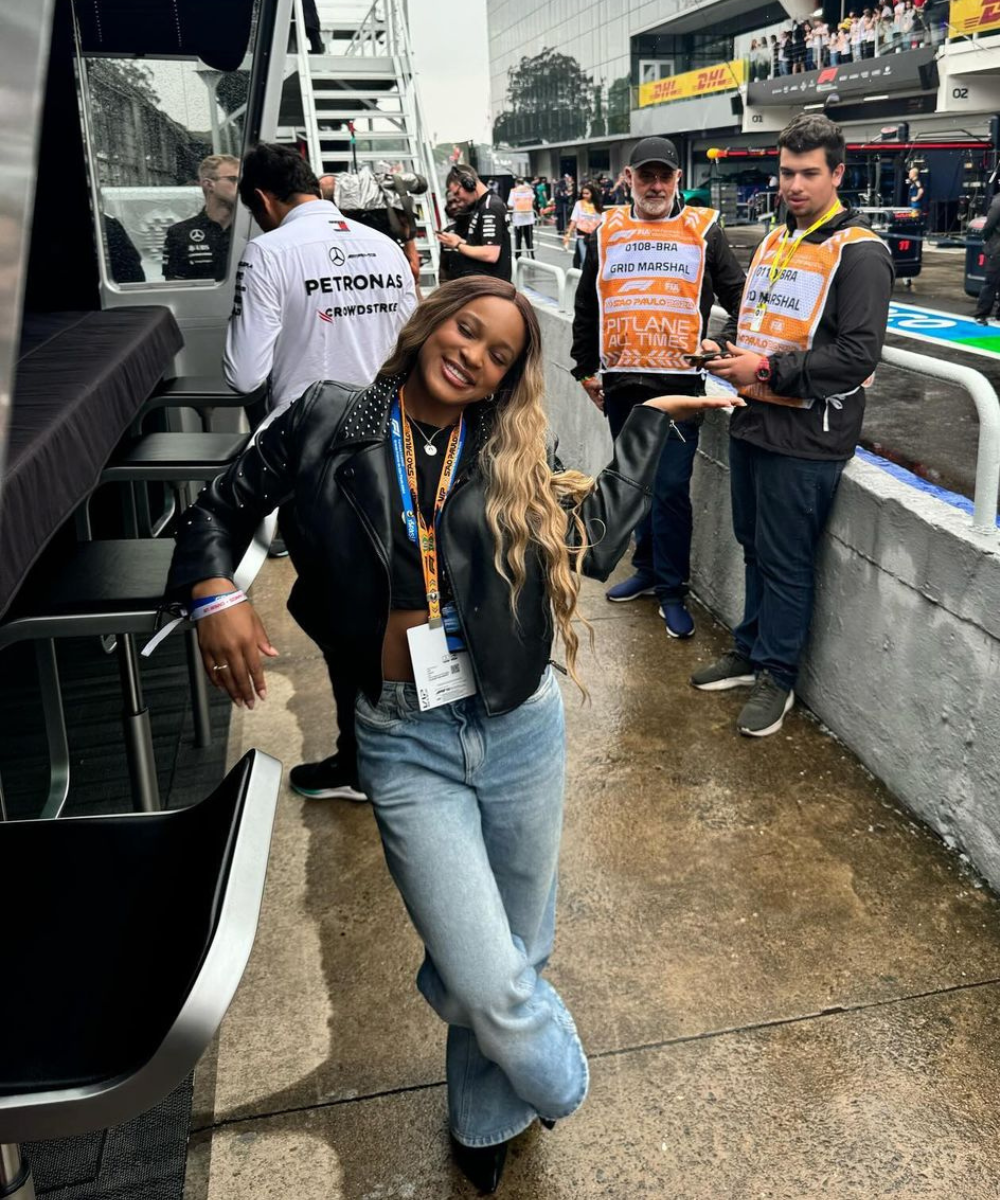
[596, 204, 718, 373]
[736, 223, 887, 407]
[511, 186, 535, 213]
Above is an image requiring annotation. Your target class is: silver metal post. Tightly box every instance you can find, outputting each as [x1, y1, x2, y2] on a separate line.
[0, 1145, 34, 1198]
[117, 634, 160, 812]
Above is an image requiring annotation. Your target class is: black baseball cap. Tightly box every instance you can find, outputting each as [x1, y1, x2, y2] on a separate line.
[628, 137, 680, 170]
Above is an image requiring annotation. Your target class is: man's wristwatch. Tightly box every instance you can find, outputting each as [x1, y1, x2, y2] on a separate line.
[755, 356, 772, 383]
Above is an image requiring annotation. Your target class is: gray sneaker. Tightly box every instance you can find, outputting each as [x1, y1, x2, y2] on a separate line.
[690, 651, 755, 691]
[737, 671, 795, 738]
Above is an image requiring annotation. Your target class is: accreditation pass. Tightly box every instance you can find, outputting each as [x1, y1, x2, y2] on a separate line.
[407, 622, 478, 711]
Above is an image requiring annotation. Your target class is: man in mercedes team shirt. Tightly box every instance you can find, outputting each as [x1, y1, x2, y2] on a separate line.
[224, 142, 416, 805]
[162, 154, 240, 281]
[436, 163, 511, 282]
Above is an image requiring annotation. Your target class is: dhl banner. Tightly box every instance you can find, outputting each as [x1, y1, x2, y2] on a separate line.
[638, 60, 745, 108]
[949, 0, 1000, 37]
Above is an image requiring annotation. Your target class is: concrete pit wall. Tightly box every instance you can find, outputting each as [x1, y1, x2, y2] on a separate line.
[532, 301, 1000, 890]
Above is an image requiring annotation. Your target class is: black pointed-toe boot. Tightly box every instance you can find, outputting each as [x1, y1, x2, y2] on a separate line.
[451, 1136, 509, 1194]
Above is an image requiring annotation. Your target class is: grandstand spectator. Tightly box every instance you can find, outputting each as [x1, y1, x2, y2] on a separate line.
[792, 20, 808, 71]
[697, 114, 893, 737]
[780, 28, 793, 74]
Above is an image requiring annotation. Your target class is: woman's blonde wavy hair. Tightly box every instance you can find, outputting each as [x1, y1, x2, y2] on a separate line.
[380, 277, 594, 690]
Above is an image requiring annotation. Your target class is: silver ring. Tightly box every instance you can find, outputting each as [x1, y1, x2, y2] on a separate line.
[212, 663, 230, 673]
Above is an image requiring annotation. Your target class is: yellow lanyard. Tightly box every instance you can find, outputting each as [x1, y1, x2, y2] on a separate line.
[398, 386, 464, 627]
[764, 200, 843, 297]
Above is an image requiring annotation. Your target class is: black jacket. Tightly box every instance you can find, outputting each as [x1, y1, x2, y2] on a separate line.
[729, 207, 894, 461]
[166, 377, 672, 715]
[162, 210, 231, 281]
[981, 193, 1000, 260]
[570, 203, 746, 397]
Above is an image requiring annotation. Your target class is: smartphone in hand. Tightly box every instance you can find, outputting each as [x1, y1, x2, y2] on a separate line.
[682, 352, 732, 369]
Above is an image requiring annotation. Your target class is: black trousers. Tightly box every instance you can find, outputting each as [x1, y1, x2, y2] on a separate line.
[322, 649, 359, 780]
[514, 225, 535, 258]
[974, 257, 1000, 318]
[275, 504, 359, 780]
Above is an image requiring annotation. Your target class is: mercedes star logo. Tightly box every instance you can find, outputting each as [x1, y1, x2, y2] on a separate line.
[329, 245, 346, 266]
[190, 229, 206, 242]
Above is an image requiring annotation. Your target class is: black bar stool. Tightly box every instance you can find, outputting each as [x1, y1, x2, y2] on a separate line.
[0, 514, 275, 817]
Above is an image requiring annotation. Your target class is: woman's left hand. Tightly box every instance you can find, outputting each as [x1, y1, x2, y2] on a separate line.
[643, 394, 746, 421]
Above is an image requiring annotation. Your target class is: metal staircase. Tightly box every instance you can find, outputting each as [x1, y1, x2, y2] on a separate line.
[282, 0, 441, 285]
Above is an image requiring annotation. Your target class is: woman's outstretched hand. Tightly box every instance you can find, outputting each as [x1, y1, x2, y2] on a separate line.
[643, 394, 746, 422]
[194, 589, 279, 709]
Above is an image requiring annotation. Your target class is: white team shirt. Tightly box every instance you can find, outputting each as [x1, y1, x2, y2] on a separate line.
[225, 200, 417, 413]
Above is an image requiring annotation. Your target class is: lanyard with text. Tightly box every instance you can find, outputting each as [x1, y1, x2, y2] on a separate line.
[389, 387, 465, 627]
[750, 201, 842, 331]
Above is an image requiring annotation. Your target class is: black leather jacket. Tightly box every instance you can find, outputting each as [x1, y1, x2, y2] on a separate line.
[166, 375, 671, 715]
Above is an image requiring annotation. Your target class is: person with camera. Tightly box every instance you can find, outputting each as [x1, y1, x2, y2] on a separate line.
[571, 137, 745, 640]
[436, 164, 512, 283]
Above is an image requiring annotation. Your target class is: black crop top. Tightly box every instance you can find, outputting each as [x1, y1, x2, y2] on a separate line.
[388, 417, 467, 610]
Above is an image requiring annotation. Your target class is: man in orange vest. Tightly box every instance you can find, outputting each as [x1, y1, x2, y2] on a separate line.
[571, 137, 745, 639]
[695, 114, 893, 737]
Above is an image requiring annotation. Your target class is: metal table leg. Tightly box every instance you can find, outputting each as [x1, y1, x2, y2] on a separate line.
[185, 627, 212, 749]
[117, 634, 160, 812]
[0, 1145, 35, 1199]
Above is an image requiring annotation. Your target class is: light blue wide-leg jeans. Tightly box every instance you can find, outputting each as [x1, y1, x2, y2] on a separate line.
[355, 668, 589, 1147]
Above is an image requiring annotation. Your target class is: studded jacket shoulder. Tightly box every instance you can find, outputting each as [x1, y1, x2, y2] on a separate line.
[167, 375, 671, 715]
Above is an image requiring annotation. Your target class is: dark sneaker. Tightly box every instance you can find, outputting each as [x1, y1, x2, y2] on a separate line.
[289, 756, 367, 801]
[690, 651, 755, 691]
[606, 573, 656, 602]
[267, 533, 290, 559]
[659, 602, 695, 639]
[736, 671, 795, 738]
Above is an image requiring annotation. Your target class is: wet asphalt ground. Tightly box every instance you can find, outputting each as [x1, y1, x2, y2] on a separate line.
[522, 223, 997, 510]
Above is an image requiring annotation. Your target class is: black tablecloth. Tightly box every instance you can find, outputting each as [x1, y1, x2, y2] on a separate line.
[1, 308, 183, 619]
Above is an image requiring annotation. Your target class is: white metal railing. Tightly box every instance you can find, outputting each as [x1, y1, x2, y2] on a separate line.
[344, 0, 392, 57]
[514, 257, 567, 306]
[292, 0, 323, 169]
[880, 346, 1000, 533]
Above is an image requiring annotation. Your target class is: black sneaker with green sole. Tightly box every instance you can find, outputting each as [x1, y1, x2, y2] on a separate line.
[289, 755, 367, 801]
[737, 671, 795, 738]
[690, 651, 755, 691]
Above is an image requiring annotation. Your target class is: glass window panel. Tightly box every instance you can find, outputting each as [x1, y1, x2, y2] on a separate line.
[78, 27, 257, 287]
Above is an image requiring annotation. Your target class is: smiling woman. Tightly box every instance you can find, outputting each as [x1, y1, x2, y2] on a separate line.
[165, 275, 739, 1192]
